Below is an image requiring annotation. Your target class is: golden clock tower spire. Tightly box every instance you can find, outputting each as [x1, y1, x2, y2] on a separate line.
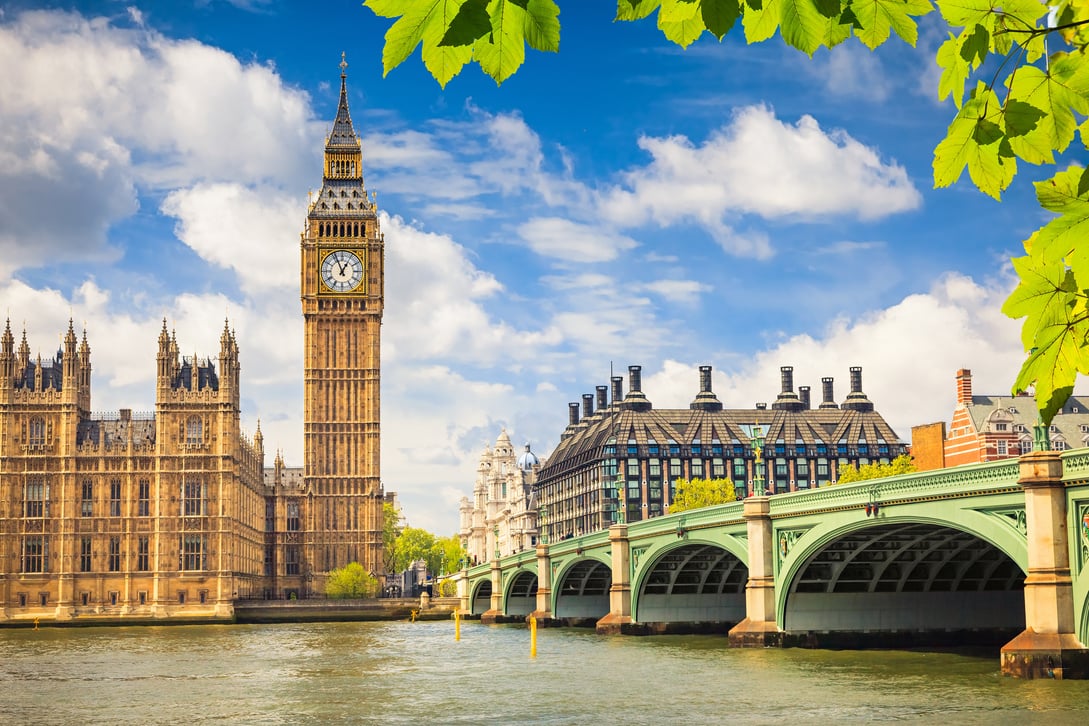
[299, 55, 384, 588]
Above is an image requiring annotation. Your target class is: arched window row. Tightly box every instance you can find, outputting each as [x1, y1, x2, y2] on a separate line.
[318, 222, 365, 238]
[328, 159, 357, 177]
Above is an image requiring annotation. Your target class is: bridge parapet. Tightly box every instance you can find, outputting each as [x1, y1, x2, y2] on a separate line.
[767, 458, 1021, 519]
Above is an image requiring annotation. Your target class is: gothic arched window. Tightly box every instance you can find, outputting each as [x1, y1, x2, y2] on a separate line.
[28, 417, 45, 446]
[186, 416, 203, 446]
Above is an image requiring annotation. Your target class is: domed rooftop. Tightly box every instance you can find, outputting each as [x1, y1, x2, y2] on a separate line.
[517, 443, 539, 471]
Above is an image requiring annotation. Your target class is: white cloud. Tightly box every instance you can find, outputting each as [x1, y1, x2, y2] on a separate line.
[598, 105, 921, 256]
[517, 217, 638, 263]
[812, 44, 892, 103]
[641, 279, 712, 305]
[0, 10, 322, 271]
[639, 272, 1027, 443]
[383, 214, 560, 365]
[161, 183, 303, 294]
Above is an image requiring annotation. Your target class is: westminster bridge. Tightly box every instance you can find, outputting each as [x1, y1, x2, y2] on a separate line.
[456, 450, 1089, 678]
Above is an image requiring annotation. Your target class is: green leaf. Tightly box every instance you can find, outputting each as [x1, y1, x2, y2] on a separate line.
[1031, 167, 1089, 265]
[1002, 99, 1051, 164]
[617, 0, 663, 20]
[473, 0, 528, 84]
[933, 84, 1016, 199]
[440, 0, 491, 46]
[959, 23, 988, 65]
[850, 0, 932, 50]
[936, 34, 970, 107]
[365, 0, 410, 19]
[660, 0, 703, 21]
[1002, 252, 1076, 330]
[936, 0, 1000, 31]
[780, 0, 828, 54]
[380, 0, 446, 77]
[1006, 58, 1089, 164]
[523, 0, 561, 51]
[701, 0, 742, 38]
[659, 16, 708, 46]
[419, 0, 475, 87]
[743, 0, 782, 41]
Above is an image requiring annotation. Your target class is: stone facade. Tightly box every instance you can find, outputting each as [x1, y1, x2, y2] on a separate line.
[300, 58, 385, 587]
[0, 320, 266, 622]
[459, 430, 540, 565]
[0, 60, 389, 620]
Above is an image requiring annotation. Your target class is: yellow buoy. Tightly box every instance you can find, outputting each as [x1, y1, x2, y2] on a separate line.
[529, 615, 537, 658]
[410, 609, 418, 622]
[454, 607, 461, 641]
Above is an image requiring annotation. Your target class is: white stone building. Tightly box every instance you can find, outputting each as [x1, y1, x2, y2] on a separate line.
[458, 430, 540, 565]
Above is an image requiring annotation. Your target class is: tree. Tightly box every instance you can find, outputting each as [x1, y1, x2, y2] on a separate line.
[668, 477, 738, 513]
[325, 562, 379, 599]
[382, 501, 402, 575]
[836, 454, 916, 484]
[392, 526, 436, 573]
[364, 0, 1089, 427]
[428, 535, 466, 576]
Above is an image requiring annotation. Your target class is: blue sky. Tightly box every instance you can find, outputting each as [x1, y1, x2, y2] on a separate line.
[0, 1, 1067, 532]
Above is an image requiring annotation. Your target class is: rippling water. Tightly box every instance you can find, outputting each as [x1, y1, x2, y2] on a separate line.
[2, 622, 1089, 724]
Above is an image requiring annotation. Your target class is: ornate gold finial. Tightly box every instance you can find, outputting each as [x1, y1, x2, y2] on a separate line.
[340, 52, 348, 75]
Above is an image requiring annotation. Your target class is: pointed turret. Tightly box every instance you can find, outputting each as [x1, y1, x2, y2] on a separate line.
[17, 327, 30, 373]
[327, 52, 360, 152]
[78, 327, 91, 410]
[1, 319, 13, 384]
[63, 318, 78, 385]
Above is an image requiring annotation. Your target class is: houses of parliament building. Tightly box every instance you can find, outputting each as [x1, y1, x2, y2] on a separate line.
[0, 60, 384, 623]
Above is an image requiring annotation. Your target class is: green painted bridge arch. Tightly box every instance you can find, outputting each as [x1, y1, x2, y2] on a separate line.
[457, 450, 1089, 677]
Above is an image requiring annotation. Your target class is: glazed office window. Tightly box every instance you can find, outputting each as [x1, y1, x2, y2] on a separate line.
[712, 458, 725, 478]
[691, 459, 704, 477]
[24, 479, 45, 518]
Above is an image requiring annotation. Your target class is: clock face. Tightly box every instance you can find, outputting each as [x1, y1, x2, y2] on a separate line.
[321, 250, 364, 293]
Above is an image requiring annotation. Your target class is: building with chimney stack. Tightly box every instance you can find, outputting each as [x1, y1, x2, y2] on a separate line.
[911, 368, 1089, 471]
[457, 430, 541, 566]
[534, 364, 907, 540]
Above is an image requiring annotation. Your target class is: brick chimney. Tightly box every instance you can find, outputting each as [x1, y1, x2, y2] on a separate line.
[956, 368, 972, 405]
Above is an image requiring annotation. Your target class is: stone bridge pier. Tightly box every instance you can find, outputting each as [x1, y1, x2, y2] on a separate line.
[1001, 451, 1089, 679]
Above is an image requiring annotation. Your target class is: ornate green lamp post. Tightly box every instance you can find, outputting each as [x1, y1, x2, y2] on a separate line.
[539, 506, 549, 545]
[616, 472, 626, 524]
[751, 425, 766, 497]
[493, 525, 500, 559]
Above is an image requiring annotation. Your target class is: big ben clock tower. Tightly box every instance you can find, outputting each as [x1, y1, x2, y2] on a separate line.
[300, 55, 384, 584]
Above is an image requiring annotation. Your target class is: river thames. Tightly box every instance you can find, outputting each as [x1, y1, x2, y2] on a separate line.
[3, 621, 1089, 724]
